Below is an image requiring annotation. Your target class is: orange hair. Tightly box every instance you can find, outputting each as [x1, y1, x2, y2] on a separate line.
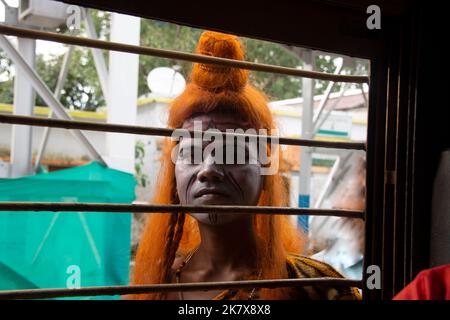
[130, 31, 305, 300]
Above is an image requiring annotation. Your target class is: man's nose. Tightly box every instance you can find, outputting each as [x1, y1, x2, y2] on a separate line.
[197, 154, 225, 182]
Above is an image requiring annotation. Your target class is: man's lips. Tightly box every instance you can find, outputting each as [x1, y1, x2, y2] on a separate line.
[194, 188, 229, 198]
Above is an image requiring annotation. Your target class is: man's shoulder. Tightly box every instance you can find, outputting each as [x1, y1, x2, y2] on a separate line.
[286, 253, 346, 278]
[285, 253, 362, 300]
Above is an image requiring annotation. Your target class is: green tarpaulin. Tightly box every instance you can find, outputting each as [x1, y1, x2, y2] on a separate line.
[0, 162, 136, 299]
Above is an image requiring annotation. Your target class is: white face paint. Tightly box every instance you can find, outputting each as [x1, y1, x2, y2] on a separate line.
[175, 113, 264, 227]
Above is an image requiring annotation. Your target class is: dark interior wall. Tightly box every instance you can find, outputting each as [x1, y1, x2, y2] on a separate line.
[58, 0, 397, 58]
[430, 150, 450, 267]
[413, 4, 450, 272]
[363, 3, 450, 298]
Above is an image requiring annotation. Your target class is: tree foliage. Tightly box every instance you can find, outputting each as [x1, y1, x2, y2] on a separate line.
[0, 11, 368, 111]
[0, 50, 13, 103]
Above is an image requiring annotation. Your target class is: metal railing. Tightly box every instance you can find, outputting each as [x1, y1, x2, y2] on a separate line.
[0, 19, 368, 300]
[0, 25, 368, 84]
[0, 278, 363, 300]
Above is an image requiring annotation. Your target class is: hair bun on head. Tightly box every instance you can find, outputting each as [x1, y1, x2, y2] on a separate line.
[191, 31, 248, 91]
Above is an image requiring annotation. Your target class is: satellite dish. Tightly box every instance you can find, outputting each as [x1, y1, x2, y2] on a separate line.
[147, 67, 186, 98]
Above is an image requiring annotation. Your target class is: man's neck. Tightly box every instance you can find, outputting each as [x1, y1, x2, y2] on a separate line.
[193, 216, 258, 271]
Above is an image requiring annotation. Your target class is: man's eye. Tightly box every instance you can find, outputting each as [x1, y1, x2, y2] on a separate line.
[178, 147, 190, 159]
[178, 148, 186, 159]
[179, 146, 203, 163]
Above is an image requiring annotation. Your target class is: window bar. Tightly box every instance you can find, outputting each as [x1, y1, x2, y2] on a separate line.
[0, 202, 364, 219]
[0, 278, 363, 300]
[0, 22, 369, 301]
[0, 114, 366, 151]
[0, 24, 368, 84]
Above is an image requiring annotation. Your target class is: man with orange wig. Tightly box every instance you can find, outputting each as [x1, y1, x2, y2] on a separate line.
[129, 31, 361, 300]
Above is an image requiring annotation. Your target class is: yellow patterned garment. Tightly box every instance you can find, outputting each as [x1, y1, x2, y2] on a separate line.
[212, 253, 362, 300]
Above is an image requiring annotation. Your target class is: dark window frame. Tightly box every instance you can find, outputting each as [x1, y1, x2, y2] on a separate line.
[40, 0, 447, 300]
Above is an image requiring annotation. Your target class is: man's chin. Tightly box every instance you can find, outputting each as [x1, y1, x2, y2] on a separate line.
[189, 213, 241, 226]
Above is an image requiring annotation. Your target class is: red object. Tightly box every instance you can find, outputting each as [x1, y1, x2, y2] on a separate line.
[393, 264, 450, 300]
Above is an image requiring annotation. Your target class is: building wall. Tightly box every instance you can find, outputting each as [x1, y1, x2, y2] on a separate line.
[0, 123, 106, 160]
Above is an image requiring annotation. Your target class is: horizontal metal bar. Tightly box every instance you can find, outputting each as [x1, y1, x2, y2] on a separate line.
[0, 278, 363, 299]
[0, 202, 365, 219]
[0, 114, 367, 150]
[0, 24, 369, 84]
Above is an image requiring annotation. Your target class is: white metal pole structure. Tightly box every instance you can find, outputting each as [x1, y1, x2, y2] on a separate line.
[312, 58, 343, 127]
[34, 8, 112, 172]
[298, 49, 315, 232]
[0, 35, 106, 165]
[83, 8, 109, 100]
[313, 83, 349, 136]
[104, 12, 140, 173]
[34, 9, 111, 172]
[10, 37, 35, 178]
[34, 45, 73, 172]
